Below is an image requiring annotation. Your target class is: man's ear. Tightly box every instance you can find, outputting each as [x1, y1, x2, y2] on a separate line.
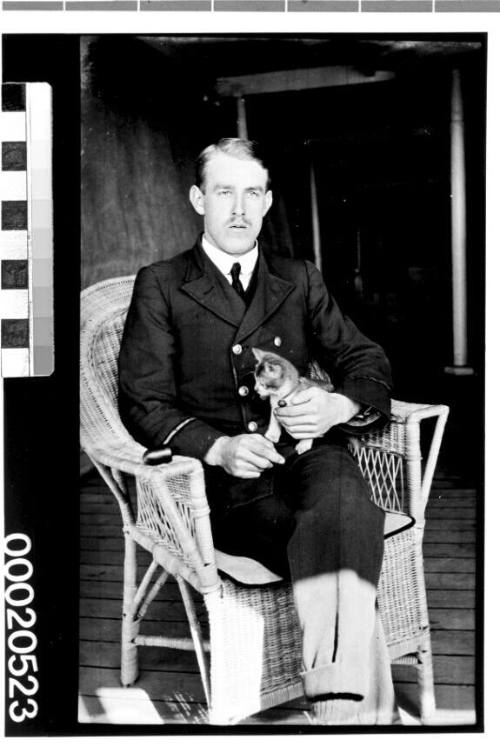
[263, 190, 273, 216]
[189, 185, 205, 216]
[252, 347, 265, 362]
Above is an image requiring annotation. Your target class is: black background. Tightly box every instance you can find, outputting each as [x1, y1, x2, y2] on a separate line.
[3, 35, 80, 735]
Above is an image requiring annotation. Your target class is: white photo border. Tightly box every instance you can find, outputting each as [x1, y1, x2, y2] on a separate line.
[0, 7, 497, 752]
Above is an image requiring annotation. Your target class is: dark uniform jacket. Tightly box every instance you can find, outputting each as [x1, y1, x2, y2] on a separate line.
[118, 239, 392, 468]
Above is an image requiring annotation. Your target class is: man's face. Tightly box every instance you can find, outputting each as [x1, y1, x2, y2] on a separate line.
[189, 152, 273, 256]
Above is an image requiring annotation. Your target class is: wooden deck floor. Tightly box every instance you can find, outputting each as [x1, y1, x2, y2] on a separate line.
[79, 467, 478, 727]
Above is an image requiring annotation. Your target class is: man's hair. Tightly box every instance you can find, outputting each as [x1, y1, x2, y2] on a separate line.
[195, 138, 271, 191]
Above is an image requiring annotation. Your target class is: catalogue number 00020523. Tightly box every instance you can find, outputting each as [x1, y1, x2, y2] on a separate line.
[4, 533, 39, 723]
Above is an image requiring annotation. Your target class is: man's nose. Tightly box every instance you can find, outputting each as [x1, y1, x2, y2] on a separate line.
[232, 193, 246, 216]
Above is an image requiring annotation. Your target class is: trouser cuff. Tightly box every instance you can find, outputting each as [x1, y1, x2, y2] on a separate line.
[301, 662, 368, 700]
[311, 698, 362, 724]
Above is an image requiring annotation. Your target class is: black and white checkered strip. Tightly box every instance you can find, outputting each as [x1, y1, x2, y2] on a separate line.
[0, 84, 30, 376]
[1, 82, 53, 377]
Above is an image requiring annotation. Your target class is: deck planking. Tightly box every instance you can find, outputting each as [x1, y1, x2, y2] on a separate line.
[79, 467, 479, 727]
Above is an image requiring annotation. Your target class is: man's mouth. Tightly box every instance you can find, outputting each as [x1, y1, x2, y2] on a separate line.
[229, 224, 249, 229]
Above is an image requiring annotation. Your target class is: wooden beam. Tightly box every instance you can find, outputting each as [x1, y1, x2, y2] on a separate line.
[216, 66, 394, 98]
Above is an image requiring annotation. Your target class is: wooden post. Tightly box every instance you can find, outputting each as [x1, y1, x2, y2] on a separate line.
[445, 69, 473, 376]
[309, 156, 322, 271]
[237, 97, 248, 140]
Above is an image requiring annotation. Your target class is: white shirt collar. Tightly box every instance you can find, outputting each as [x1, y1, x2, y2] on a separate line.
[202, 236, 259, 279]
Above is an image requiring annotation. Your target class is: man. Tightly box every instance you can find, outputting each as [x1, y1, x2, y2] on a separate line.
[119, 138, 395, 724]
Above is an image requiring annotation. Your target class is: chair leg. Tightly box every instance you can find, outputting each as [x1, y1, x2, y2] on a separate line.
[416, 638, 436, 723]
[177, 577, 211, 708]
[121, 529, 140, 687]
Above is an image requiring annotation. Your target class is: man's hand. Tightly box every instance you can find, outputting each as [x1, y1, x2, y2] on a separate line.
[204, 434, 285, 478]
[274, 388, 361, 439]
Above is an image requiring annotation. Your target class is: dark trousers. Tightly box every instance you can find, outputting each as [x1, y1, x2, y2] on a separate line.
[205, 439, 392, 709]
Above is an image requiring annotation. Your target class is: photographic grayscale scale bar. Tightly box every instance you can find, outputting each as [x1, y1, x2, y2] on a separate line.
[3, 0, 500, 11]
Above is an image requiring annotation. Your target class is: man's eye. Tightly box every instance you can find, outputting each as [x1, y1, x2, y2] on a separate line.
[218, 190, 231, 196]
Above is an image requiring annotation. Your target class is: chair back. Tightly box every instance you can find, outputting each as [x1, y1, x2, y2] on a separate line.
[80, 276, 144, 463]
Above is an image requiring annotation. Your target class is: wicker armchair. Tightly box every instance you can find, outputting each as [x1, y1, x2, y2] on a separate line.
[80, 275, 449, 725]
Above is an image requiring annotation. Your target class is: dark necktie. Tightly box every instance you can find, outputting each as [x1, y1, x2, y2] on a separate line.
[230, 262, 246, 301]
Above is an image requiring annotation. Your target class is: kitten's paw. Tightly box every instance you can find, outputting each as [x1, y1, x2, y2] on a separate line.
[265, 429, 281, 444]
[296, 439, 313, 455]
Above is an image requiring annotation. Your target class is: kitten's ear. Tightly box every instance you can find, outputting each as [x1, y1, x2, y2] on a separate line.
[252, 347, 264, 362]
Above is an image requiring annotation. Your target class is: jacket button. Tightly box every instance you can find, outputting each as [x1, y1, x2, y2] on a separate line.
[274, 336, 282, 347]
[247, 421, 258, 432]
[238, 385, 249, 397]
[232, 344, 243, 355]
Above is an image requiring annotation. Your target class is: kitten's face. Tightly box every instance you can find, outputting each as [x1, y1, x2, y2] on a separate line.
[252, 348, 298, 398]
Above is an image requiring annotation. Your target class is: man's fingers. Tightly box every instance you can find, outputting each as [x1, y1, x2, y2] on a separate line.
[233, 468, 261, 479]
[220, 434, 285, 476]
[275, 405, 315, 418]
[278, 414, 317, 426]
[278, 417, 318, 430]
[251, 447, 285, 465]
[239, 450, 273, 471]
[281, 424, 317, 438]
[281, 422, 317, 433]
[244, 436, 285, 465]
[228, 455, 265, 477]
[289, 388, 316, 405]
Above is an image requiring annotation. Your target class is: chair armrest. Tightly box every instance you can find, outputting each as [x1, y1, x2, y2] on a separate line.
[85, 440, 201, 481]
[391, 400, 449, 522]
[85, 440, 219, 592]
[391, 399, 449, 426]
[351, 400, 449, 526]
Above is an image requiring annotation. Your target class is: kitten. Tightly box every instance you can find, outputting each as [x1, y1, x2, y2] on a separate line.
[252, 348, 332, 455]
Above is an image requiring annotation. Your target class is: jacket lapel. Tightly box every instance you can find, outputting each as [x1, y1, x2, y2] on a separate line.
[180, 241, 296, 337]
[180, 242, 246, 328]
[235, 252, 296, 343]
